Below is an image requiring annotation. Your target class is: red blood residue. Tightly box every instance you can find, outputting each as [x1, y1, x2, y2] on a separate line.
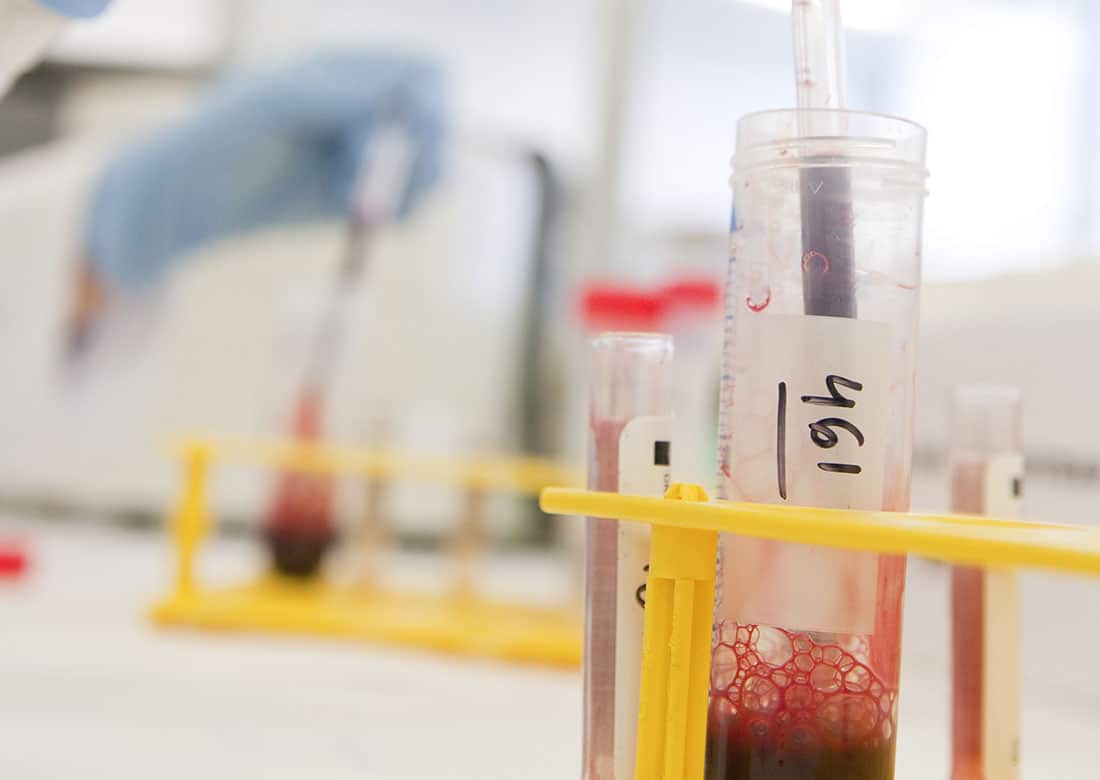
[950, 462, 987, 779]
[801, 250, 831, 273]
[706, 623, 897, 779]
[265, 388, 335, 578]
[745, 288, 772, 312]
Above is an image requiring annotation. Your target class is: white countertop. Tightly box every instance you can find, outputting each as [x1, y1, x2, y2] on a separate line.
[1, 519, 1098, 778]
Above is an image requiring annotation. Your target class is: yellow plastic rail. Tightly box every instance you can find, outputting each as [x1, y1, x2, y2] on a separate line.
[153, 439, 585, 667]
[539, 484, 1100, 780]
[170, 436, 582, 494]
[633, 484, 715, 780]
[540, 487, 1100, 577]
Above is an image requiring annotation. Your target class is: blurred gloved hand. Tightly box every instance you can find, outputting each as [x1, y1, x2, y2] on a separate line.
[34, 0, 109, 17]
[83, 50, 445, 292]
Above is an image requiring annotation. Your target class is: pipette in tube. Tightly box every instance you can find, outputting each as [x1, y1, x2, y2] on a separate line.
[794, 0, 855, 318]
[707, 2, 929, 774]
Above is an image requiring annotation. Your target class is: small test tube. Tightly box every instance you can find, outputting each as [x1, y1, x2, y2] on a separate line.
[584, 332, 673, 780]
[661, 278, 723, 486]
[949, 385, 1023, 780]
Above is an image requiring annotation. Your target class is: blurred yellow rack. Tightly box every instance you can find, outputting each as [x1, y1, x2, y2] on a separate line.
[150, 438, 584, 667]
[539, 484, 1100, 780]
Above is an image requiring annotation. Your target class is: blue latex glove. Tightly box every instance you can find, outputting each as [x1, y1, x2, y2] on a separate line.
[84, 51, 445, 291]
[35, 0, 110, 18]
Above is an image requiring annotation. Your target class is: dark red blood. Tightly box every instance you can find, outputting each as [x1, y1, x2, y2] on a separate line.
[705, 732, 895, 779]
[705, 623, 897, 780]
[0, 545, 27, 579]
[265, 388, 335, 578]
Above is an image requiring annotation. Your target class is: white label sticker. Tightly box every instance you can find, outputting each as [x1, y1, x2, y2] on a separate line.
[983, 453, 1024, 519]
[720, 314, 891, 634]
[614, 415, 672, 780]
[981, 452, 1023, 779]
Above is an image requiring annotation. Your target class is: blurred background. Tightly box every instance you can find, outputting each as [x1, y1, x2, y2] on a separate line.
[0, 0, 1097, 527]
[2, 0, 1100, 777]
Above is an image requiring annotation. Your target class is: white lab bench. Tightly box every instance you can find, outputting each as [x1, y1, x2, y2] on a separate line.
[1, 517, 1098, 779]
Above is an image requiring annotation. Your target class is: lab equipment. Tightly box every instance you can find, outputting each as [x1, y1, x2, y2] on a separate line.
[585, 332, 673, 780]
[707, 0, 927, 773]
[568, 284, 665, 465]
[0, 0, 110, 96]
[661, 278, 722, 485]
[582, 285, 665, 334]
[541, 483, 1100, 780]
[949, 385, 1023, 780]
[82, 51, 444, 291]
[265, 119, 415, 578]
[266, 386, 334, 577]
[707, 109, 928, 780]
[156, 437, 583, 664]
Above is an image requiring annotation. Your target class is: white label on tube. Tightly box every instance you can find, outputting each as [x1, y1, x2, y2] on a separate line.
[720, 314, 890, 635]
[981, 452, 1023, 780]
[614, 415, 672, 780]
[983, 453, 1023, 519]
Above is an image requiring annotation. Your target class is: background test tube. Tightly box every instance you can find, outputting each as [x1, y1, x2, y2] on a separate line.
[584, 332, 673, 780]
[949, 385, 1024, 780]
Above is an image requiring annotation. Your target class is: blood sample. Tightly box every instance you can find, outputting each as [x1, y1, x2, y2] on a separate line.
[949, 385, 1023, 780]
[265, 386, 336, 577]
[585, 332, 673, 780]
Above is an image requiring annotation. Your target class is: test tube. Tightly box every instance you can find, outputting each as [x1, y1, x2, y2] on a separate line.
[707, 109, 927, 779]
[584, 332, 673, 780]
[565, 286, 667, 603]
[265, 385, 336, 577]
[949, 385, 1023, 780]
[661, 278, 723, 486]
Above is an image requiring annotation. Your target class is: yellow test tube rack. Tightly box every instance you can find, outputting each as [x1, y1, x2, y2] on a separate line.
[540, 483, 1100, 780]
[151, 437, 584, 667]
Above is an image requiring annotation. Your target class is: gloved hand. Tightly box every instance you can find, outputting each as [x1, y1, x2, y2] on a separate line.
[34, 0, 110, 17]
[83, 50, 445, 291]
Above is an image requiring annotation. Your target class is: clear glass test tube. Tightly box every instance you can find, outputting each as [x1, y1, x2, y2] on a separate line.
[584, 332, 673, 780]
[949, 385, 1023, 780]
[708, 109, 928, 779]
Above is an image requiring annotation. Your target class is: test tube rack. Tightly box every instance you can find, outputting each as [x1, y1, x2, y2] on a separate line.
[151, 437, 584, 667]
[540, 484, 1100, 780]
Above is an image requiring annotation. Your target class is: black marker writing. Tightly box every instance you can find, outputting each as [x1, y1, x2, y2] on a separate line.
[817, 462, 862, 474]
[801, 374, 862, 408]
[777, 374, 867, 490]
[808, 417, 865, 448]
[777, 382, 788, 500]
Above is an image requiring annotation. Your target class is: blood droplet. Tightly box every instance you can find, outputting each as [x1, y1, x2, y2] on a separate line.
[745, 287, 771, 312]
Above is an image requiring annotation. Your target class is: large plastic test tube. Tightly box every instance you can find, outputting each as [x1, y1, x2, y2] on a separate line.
[707, 109, 927, 779]
[585, 332, 673, 780]
[949, 385, 1023, 780]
